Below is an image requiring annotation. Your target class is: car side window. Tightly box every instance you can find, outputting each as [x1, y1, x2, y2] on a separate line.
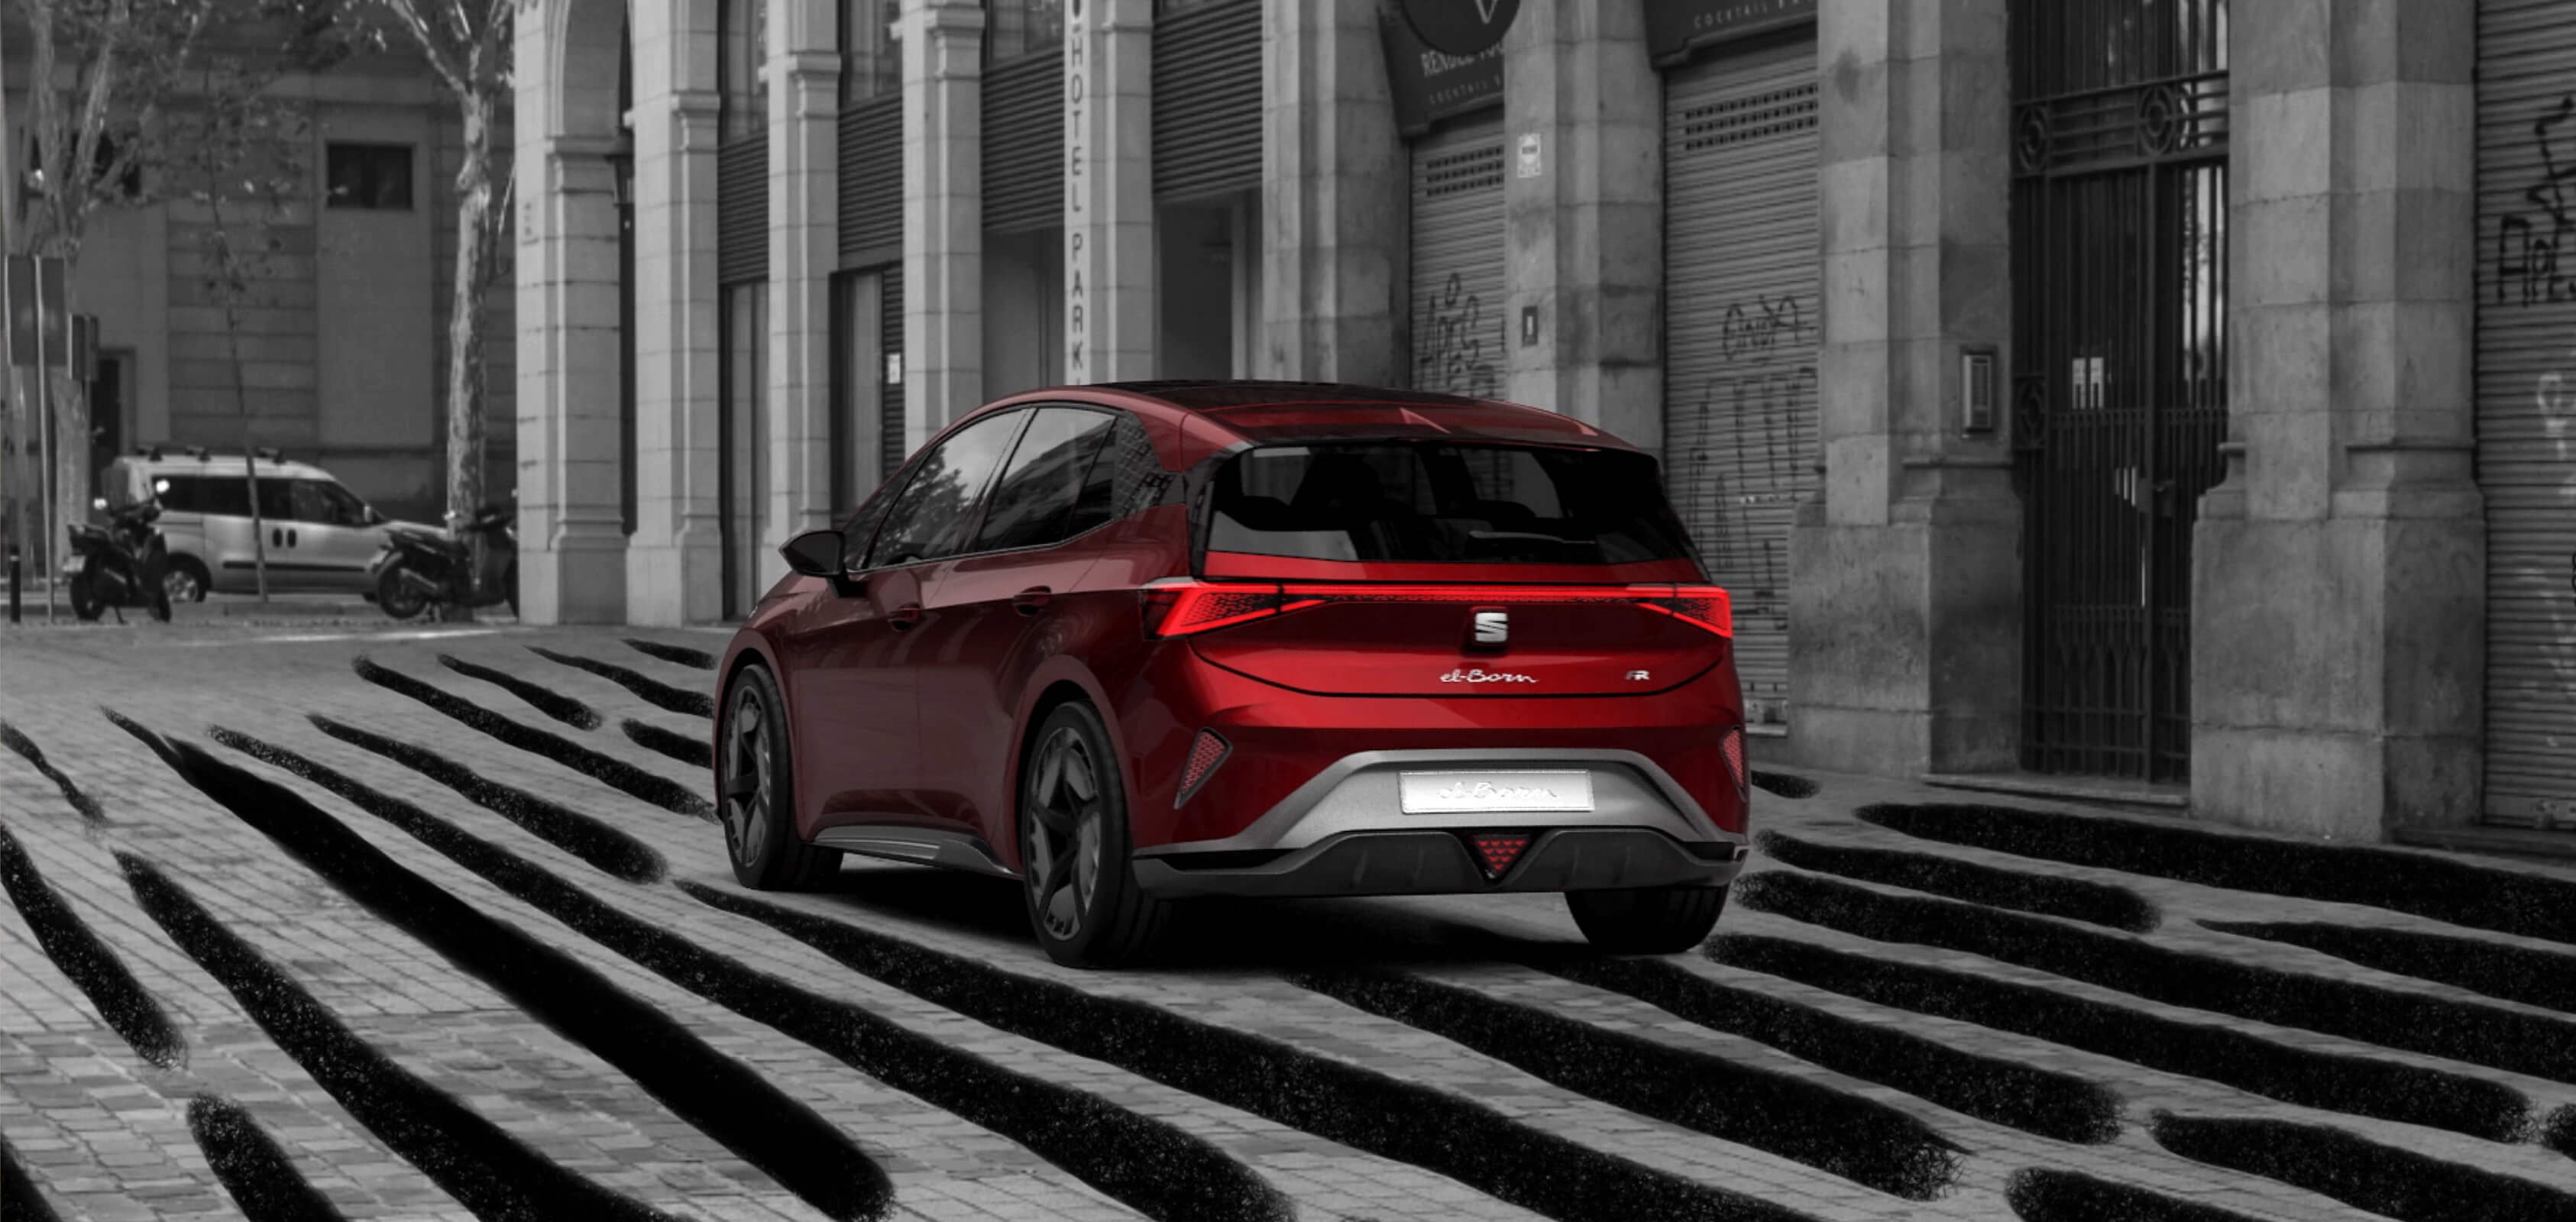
[862, 409, 1029, 570]
[254, 477, 295, 522]
[837, 467, 908, 573]
[312, 480, 371, 526]
[286, 480, 338, 524]
[972, 406, 1117, 552]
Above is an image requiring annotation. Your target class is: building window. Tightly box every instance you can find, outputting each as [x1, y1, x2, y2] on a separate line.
[28, 131, 144, 199]
[840, 0, 902, 105]
[983, 0, 1063, 63]
[720, 0, 770, 141]
[325, 143, 413, 209]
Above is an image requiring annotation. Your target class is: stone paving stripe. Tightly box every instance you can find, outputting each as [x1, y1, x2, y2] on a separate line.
[1520, 949, 2121, 1144]
[1858, 802, 2576, 947]
[1291, 968, 1964, 1199]
[1, 1133, 66, 1222]
[2147, 1112, 2576, 1222]
[1758, 830, 2160, 933]
[267, 719, 665, 884]
[1736, 868, 2576, 1087]
[622, 719, 712, 770]
[115, 716, 892, 1221]
[435, 655, 603, 731]
[2003, 1168, 2267, 1222]
[1707, 933, 2535, 1143]
[351, 656, 714, 820]
[681, 881, 1830, 1222]
[2, 719, 107, 823]
[186, 1094, 350, 1221]
[1749, 771, 1819, 801]
[2548, 1105, 2575, 1162]
[530, 647, 715, 718]
[0, 821, 186, 1068]
[2199, 919, 2576, 1016]
[211, 730, 1291, 1222]
[115, 853, 675, 1222]
[623, 638, 718, 671]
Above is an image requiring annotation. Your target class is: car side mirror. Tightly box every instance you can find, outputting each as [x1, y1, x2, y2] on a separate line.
[780, 529, 858, 594]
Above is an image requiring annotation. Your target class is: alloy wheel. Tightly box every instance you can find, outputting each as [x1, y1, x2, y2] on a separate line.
[722, 684, 776, 867]
[163, 567, 202, 603]
[1024, 726, 1105, 942]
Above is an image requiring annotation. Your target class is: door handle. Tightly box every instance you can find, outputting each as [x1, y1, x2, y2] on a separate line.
[270, 528, 282, 547]
[1011, 586, 1052, 616]
[288, 528, 299, 547]
[888, 603, 923, 631]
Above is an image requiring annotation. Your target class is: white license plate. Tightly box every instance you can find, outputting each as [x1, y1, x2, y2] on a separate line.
[1399, 770, 1594, 814]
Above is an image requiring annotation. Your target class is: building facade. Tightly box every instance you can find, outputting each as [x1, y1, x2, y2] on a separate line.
[1, 29, 517, 527]
[518, 0, 2576, 846]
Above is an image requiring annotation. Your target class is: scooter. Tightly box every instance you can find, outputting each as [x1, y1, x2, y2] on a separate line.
[66, 494, 173, 623]
[371, 504, 519, 621]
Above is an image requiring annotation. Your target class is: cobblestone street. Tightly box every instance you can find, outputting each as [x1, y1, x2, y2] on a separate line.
[2, 619, 2573, 1222]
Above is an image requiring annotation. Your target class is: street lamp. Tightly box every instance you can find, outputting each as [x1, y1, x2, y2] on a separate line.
[605, 146, 633, 209]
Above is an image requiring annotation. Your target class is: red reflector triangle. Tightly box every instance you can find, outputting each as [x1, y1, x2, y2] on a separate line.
[1468, 832, 1534, 879]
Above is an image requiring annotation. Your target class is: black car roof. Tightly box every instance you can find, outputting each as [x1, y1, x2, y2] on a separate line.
[1099, 380, 1506, 412]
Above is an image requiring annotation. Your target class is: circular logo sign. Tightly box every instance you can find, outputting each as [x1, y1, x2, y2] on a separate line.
[1400, 0, 1523, 57]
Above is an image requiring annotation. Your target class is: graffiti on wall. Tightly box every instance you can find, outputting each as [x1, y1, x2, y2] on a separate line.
[2519, 344, 2576, 827]
[1681, 293, 1813, 642]
[2498, 95, 2576, 306]
[1415, 273, 1499, 399]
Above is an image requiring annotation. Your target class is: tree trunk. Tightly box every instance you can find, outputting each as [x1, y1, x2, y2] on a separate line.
[45, 370, 90, 600]
[438, 79, 497, 622]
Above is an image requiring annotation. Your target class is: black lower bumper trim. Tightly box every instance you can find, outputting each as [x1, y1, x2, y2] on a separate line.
[1135, 828, 1739, 899]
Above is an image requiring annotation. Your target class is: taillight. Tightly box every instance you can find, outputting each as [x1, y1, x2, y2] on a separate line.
[1140, 580, 1310, 637]
[1633, 584, 1733, 637]
[1718, 726, 1749, 801]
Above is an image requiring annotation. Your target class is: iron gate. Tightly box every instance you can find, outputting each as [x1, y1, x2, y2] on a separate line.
[2009, 0, 2230, 781]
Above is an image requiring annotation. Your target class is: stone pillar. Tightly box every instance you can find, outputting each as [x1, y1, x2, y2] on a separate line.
[2189, 0, 2481, 838]
[1257, 0, 1404, 384]
[514, 0, 629, 624]
[628, 2, 727, 625]
[1785, 0, 2019, 776]
[903, 0, 983, 431]
[1066, 0, 1157, 383]
[1501, 0, 1659, 441]
[770, 0, 839, 567]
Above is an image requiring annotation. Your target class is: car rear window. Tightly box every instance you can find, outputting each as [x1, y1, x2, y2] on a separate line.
[1203, 442, 1696, 565]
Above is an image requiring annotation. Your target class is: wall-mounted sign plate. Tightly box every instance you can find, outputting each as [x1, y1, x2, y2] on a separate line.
[1400, 0, 1523, 58]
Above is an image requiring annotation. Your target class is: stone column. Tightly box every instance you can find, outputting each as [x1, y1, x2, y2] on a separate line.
[2189, 0, 2481, 838]
[513, 0, 629, 624]
[628, 2, 727, 625]
[1257, 0, 1403, 384]
[770, 0, 840, 566]
[1785, 0, 2019, 775]
[1065, 0, 1157, 383]
[904, 0, 984, 432]
[1501, 0, 1659, 440]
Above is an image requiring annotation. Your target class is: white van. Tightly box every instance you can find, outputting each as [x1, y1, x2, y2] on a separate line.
[102, 448, 442, 600]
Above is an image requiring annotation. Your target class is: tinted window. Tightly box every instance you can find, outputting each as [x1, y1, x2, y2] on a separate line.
[162, 475, 252, 516]
[1090, 412, 1172, 526]
[972, 407, 1117, 552]
[863, 409, 1028, 568]
[1205, 443, 1694, 565]
[288, 480, 368, 525]
[254, 478, 295, 522]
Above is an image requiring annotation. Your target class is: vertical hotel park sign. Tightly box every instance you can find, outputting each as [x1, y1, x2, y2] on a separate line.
[1063, 0, 1092, 382]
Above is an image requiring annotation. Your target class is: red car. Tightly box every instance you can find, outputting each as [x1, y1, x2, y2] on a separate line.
[714, 381, 1751, 967]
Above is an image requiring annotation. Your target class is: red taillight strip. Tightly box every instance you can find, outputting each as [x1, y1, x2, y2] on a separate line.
[1718, 726, 1749, 802]
[1141, 579, 1735, 638]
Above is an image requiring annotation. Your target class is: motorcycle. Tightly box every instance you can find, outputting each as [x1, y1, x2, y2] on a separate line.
[66, 493, 173, 623]
[371, 504, 520, 621]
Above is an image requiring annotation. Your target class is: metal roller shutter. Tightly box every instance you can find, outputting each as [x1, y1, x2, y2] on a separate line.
[1408, 118, 1506, 398]
[983, 52, 1065, 234]
[839, 97, 903, 266]
[880, 266, 908, 479]
[1152, 0, 1261, 202]
[2476, 0, 2576, 829]
[1660, 39, 1819, 731]
[717, 134, 768, 285]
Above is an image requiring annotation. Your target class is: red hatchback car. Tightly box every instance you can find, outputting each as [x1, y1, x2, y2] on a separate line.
[714, 381, 1752, 966]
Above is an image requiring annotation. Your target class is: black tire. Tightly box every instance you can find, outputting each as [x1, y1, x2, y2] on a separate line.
[68, 570, 104, 621]
[1018, 701, 1170, 968]
[376, 561, 429, 620]
[163, 556, 210, 603]
[717, 664, 842, 891]
[1565, 884, 1729, 955]
[147, 580, 172, 622]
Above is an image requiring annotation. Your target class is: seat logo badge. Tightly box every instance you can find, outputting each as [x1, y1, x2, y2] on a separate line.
[1471, 608, 1509, 646]
[1441, 668, 1537, 684]
[1626, 670, 1651, 681]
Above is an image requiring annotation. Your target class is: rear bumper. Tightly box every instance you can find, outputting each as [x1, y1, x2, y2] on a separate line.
[1134, 827, 1745, 898]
